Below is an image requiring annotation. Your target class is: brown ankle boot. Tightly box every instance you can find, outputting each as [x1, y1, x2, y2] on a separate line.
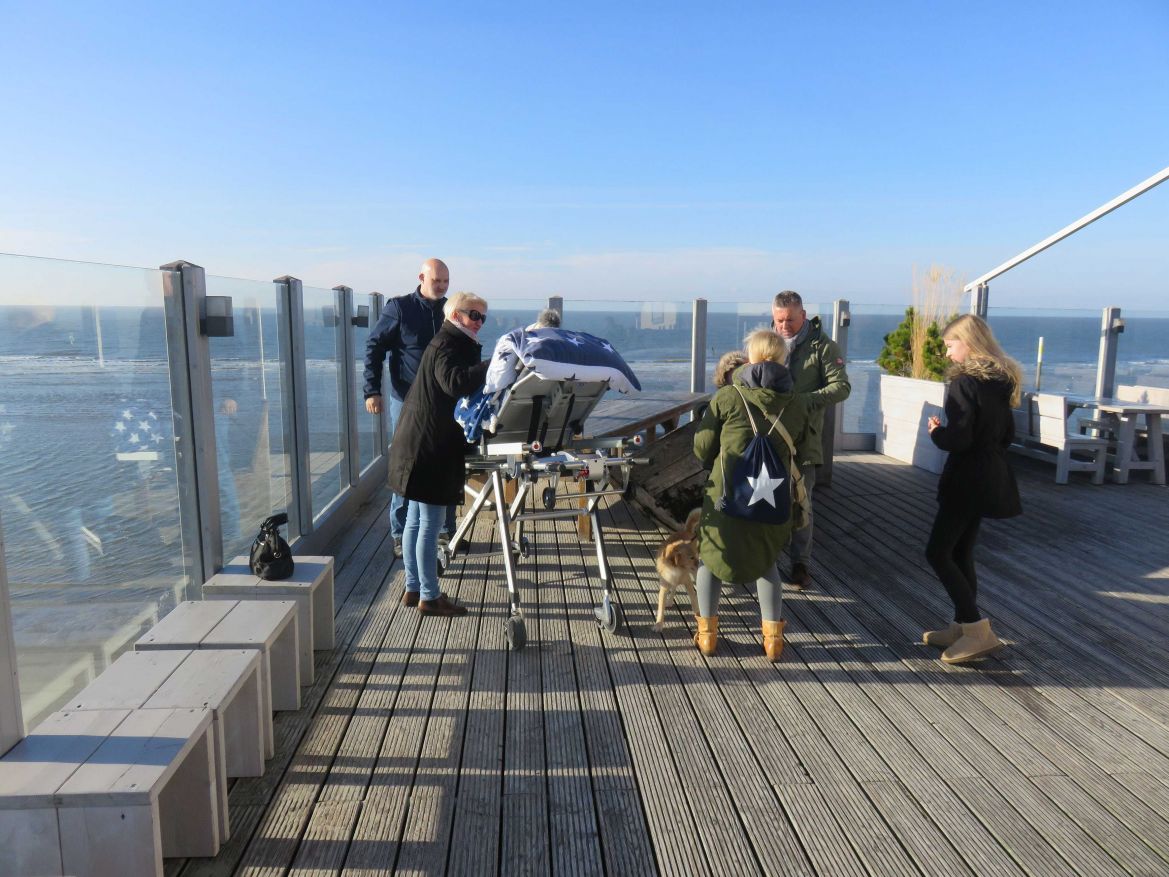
[923, 622, 962, 649]
[762, 619, 786, 662]
[694, 616, 718, 656]
[941, 618, 1003, 664]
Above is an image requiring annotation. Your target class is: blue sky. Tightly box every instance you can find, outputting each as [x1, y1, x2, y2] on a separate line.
[1, 0, 1167, 308]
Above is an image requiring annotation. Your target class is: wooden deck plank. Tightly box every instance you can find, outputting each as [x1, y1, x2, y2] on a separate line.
[154, 448, 1169, 877]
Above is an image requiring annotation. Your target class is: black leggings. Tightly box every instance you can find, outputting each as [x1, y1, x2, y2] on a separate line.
[925, 503, 983, 624]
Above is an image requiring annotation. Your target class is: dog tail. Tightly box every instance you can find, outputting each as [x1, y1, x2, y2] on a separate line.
[682, 507, 701, 539]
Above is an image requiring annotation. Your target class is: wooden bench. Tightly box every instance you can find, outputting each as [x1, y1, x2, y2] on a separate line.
[0, 707, 220, 876]
[1035, 393, 1108, 484]
[64, 648, 265, 841]
[200, 556, 334, 685]
[135, 600, 300, 758]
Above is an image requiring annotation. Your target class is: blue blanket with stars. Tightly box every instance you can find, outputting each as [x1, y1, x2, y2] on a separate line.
[456, 327, 641, 441]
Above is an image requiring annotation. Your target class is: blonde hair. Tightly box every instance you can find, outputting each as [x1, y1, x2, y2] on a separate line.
[941, 314, 1023, 406]
[443, 291, 487, 320]
[744, 329, 787, 364]
[714, 350, 747, 387]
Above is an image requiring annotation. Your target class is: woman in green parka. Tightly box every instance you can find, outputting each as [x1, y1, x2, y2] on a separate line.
[693, 330, 809, 661]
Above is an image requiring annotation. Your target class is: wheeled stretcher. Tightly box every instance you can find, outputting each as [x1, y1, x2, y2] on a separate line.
[446, 371, 643, 650]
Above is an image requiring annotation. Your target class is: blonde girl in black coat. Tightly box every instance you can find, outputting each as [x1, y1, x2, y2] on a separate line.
[924, 314, 1022, 664]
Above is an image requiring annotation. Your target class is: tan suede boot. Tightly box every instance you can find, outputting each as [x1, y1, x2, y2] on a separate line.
[923, 622, 962, 649]
[762, 619, 786, 662]
[941, 618, 1003, 664]
[694, 616, 719, 656]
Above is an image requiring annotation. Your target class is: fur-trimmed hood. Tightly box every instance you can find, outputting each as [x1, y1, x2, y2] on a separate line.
[948, 357, 1020, 404]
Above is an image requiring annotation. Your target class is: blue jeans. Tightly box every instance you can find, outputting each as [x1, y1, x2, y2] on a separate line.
[388, 395, 457, 538]
[403, 500, 445, 601]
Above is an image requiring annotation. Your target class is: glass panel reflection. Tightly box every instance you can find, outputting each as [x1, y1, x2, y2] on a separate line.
[302, 285, 346, 518]
[205, 276, 293, 557]
[0, 254, 193, 729]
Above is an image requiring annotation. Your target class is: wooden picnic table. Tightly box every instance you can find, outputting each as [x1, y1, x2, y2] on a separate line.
[588, 390, 711, 444]
[1070, 396, 1169, 484]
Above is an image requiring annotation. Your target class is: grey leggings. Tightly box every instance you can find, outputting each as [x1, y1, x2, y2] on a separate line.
[696, 564, 784, 622]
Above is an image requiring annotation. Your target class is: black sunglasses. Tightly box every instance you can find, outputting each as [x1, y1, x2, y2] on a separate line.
[459, 308, 487, 324]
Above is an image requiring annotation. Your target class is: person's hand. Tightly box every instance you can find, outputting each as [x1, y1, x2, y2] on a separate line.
[219, 398, 238, 416]
[927, 415, 941, 434]
[365, 395, 383, 415]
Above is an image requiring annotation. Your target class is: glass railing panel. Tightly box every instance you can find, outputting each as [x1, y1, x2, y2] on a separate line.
[1117, 310, 1169, 391]
[302, 285, 346, 519]
[842, 303, 908, 434]
[351, 296, 378, 473]
[205, 276, 294, 555]
[0, 254, 192, 729]
[563, 299, 698, 394]
[705, 300, 833, 390]
[986, 306, 1103, 396]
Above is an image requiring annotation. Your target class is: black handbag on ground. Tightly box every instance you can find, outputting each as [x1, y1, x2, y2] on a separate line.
[249, 513, 294, 580]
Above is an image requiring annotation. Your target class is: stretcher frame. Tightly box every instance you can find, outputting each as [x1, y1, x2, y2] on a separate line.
[447, 372, 642, 650]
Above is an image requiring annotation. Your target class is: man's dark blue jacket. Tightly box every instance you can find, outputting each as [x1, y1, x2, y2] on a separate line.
[362, 287, 447, 402]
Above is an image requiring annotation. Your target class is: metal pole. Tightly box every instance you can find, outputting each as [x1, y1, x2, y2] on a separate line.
[0, 507, 24, 750]
[1095, 306, 1122, 400]
[334, 286, 360, 486]
[970, 281, 989, 318]
[275, 276, 312, 542]
[690, 298, 708, 393]
[160, 260, 222, 589]
[819, 298, 851, 487]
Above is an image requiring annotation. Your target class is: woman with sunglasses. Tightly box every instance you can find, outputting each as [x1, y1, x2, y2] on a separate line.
[388, 292, 490, 615]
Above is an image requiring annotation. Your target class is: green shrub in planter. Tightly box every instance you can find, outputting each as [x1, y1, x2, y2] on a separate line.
[877, 306, 949, 381]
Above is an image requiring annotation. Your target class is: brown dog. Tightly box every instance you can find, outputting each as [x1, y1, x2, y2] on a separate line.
[653, 508, 702, 631]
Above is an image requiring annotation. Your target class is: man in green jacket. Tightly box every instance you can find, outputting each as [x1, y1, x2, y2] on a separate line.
[771, 290, 851, 589]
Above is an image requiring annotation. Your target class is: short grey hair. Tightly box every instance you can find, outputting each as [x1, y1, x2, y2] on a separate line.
[443, 291, 487, 320]
[772, 290, 803, 309]
[531, 308, 561, 329]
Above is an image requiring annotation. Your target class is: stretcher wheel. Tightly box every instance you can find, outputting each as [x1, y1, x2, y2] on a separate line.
[542, 486, 557, 509]
[514, 536, 531, 558]
[506, 614, 527, 650]
[595, 598, 621, 634]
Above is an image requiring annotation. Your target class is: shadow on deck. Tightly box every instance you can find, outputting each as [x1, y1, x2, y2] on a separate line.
[171, 452, 1169, 877]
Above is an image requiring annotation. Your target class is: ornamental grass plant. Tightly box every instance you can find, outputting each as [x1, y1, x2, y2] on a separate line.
[877, 264, 965, 381]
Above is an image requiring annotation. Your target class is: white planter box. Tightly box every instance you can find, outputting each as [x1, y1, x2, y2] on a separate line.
[877, 374, 948, 474]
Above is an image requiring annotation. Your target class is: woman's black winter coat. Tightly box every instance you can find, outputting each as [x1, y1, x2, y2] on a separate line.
[387, 321, 489, 505]
[929, 371, 1023, 519]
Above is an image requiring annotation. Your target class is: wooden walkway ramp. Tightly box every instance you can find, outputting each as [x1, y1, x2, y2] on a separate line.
[171, 452, 1169, 877]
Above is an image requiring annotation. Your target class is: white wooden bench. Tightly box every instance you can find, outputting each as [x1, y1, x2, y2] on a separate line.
[1035, 393, 1108, 484]
[135, 600, 300, 759]
[201, 555, 334, 685]
[0, 707, 220, 877]
[64, 648, 265, 841]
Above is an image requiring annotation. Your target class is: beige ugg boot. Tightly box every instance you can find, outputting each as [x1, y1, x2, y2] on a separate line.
[762, 619, 786, 662]
[923, 622, 962, 649]
[694, 616, 719, 656]
[941, 619, 1003, 664]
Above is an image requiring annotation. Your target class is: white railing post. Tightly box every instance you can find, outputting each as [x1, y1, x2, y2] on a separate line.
[275, 276, 312, 542]
[0, 507, 24, 750]
[160, 260, 223, 588]
[370, 293, 386, 456]
[690, 298, 708, 393]
[334, 286, 360, 486]
[1095, 306, 1123, 400]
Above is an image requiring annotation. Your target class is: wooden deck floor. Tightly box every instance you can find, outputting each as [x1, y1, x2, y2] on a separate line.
[172, 452, 1169, 877]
